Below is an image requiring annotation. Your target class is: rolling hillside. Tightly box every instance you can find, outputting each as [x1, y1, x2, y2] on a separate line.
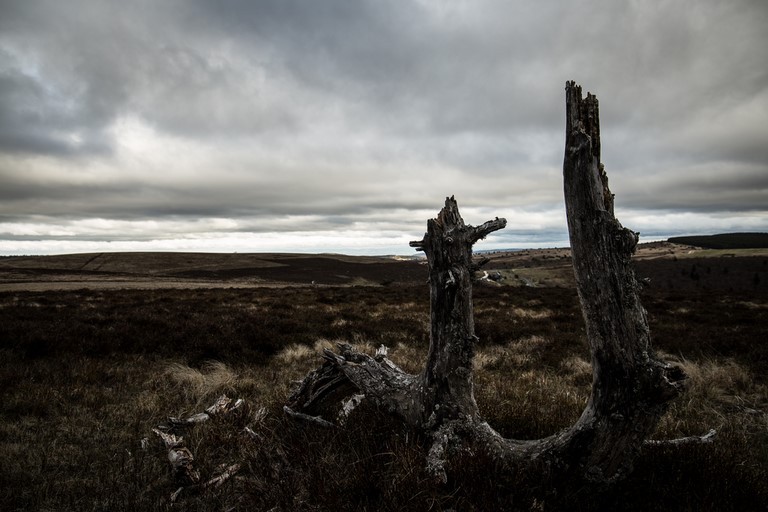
[668, 232, 768, 249]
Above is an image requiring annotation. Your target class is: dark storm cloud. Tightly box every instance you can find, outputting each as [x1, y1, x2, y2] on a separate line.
[0, 0, 296, 154]
[0, 0, 766, 253]
[0, 50, 112, 156]
[616, 164, 768, 212]
[178, 0, 562, 135]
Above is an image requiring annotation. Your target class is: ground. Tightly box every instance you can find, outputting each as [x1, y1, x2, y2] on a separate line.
[0, 245, 766, 510]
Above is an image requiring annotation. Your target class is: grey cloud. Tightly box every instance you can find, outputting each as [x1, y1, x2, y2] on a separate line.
[0, 52, 113, 156]
[616, 165, 768, 212]
[0, 163, 423, 222]
[0, 0, 766, 253]
[178, 0, 562, 136]
[5, 1, 765, 147]
[1, 1, 292, 151]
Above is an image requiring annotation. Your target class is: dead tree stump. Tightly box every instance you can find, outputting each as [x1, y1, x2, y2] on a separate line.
[287, 81, 696, 485]
[410, 197, 507, 425]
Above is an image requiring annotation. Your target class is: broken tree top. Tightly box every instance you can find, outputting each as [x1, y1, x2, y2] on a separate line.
[409, 196, 507, 255]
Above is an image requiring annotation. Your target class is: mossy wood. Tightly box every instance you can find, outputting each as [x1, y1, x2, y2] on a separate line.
[287, 82, 703, 485]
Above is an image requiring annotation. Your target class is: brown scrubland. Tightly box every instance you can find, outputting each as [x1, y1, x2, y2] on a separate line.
[0, 245, 767, 510]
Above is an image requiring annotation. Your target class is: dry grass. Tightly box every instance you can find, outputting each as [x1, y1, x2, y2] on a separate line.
[654, 354, 768, 439]
[509, 306, 554, 319]
[274, 338, 340, 364]
[163, 361, 240, 406]
[1, 281, 766, 511]
[474, 335, 552, 370]
[388, 342, 428, 374]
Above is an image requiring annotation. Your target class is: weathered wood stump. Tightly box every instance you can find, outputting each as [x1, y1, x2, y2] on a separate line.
[286, 81, 702, 485]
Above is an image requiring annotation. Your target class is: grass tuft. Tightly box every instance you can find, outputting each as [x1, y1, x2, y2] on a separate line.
[163, 361, 239, 406]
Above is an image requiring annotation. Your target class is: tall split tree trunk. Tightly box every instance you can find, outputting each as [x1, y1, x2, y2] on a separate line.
[287, 81, 692, 484]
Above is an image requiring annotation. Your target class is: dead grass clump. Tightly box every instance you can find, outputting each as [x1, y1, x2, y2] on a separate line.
[474, 335, 550, 371]
[273, 338, 340, 365]
[654, 354, 767, 439]
[331, 317, 349, 327]
[678, 357, 756, 400]
[164, 361, 238, 405]
[509, 306, 553, 319]
[737, 300, 768, 309]
[274, 343, 315, 363]
[476, 365, 589, 439]
[559, 355, 593, 386]
[369, 301, 420, 319]
[387, 342, 428, 374]
[658, 353, 763, 406]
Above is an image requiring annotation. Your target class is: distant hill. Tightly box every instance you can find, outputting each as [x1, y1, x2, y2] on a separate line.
[0, 252, 428, 290]
[668, 233, 768, 249]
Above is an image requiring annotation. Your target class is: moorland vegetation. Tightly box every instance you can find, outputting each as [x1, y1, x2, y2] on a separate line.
[1, 247, 767, 511]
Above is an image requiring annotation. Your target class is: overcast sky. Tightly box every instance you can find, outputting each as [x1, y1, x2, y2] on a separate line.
[1, 0, 766, 255]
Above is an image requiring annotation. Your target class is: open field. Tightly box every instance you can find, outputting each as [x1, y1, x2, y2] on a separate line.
[0, 252, 427, 291]
[1, 246, 767, 510]
[3, 242, 767, 292]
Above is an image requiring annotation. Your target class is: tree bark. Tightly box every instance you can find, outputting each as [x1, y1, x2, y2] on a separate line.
[548, 81, 688, 480]
[410, 197, 507, 425]
[287, 81, 691, 484]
